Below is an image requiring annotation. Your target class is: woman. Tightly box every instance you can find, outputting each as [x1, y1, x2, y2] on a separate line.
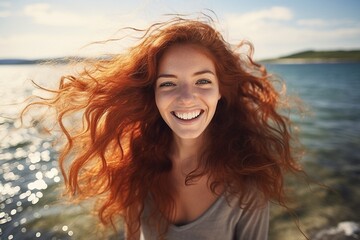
[26, 15, 302, 239]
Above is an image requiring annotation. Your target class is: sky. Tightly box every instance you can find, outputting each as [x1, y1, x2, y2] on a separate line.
[1, 0, 360, 60]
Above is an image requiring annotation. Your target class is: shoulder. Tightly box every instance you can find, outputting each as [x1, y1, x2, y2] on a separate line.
[225, 186, 268, 209]
[205, 190, 268, 224]
[227, 191, 269, 240]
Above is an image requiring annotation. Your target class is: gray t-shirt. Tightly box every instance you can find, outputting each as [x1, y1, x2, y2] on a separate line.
[140, 194, 269, 240]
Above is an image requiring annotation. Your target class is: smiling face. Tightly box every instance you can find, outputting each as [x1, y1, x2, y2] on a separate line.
[155, 44, 221, 140]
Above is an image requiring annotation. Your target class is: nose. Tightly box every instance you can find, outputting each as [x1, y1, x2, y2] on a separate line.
[177, 83, 195, 104]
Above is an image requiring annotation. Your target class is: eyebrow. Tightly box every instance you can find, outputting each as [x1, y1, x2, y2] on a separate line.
[157, 70, 216, 79]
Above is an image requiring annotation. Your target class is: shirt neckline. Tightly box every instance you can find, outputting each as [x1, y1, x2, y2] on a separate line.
[169, 194, 225, 231]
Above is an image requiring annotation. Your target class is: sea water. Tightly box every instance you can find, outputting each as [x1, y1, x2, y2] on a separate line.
[266, 63, 360, 169]
[0, 63, 359, 239]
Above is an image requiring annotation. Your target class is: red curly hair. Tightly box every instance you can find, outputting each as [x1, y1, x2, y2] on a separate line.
[25, 15, 302, 238]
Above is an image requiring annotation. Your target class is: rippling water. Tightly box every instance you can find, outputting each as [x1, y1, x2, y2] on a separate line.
[266, 63, 360, 170]
[0, 63, 359, 240]
[0, 65, 106, 240]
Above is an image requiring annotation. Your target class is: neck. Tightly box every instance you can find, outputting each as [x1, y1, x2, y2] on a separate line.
[171, 134, 204, 170]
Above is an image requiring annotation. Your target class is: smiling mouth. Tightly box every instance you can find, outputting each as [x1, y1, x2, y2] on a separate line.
[172, 110, 204, 120]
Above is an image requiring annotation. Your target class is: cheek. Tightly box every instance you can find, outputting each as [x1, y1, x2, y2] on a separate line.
[205, 90, 221, 105]
[155, 92, 167, 113]
[155, 96, 161, 112]
[208, 96, 220, 114]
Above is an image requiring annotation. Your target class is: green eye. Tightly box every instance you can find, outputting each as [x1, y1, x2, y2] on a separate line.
[196, 79, 211, 85]
[159, 82, 176, 87]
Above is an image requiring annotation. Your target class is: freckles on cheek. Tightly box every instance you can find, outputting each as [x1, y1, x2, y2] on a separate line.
[155, 90, 170, 105]
[155, 94, 164, 112]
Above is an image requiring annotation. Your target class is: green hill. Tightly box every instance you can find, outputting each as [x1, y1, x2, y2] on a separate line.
[281, 50, 360, 60]
[263, 50, 360, 63]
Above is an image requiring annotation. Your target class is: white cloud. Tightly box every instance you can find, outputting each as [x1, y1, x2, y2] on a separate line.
[23, 3, 93, 27]
[0, 10, 11, 17]
[0, 28, 145, 59]
[227, 6, 293, 25]
[0, 0, 11, 17]
[0, 1, 11, 8]
[0, 3, 150, 58]
[224, 7, 360, 59]
[22, 3, 147, 29]
[2, 4, 360, 60]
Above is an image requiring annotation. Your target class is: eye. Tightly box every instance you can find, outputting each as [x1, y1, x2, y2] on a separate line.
[196, 79, 212, 85]
[159, 81, 176, 88]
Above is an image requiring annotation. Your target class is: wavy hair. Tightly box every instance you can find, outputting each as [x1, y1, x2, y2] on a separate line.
[24, 14, 303, 238]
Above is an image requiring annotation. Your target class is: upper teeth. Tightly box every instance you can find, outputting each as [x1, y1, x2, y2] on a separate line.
[174, 110, 201, 120]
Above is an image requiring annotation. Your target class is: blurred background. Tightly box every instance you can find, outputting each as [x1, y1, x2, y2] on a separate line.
[1, 0, 359, 239]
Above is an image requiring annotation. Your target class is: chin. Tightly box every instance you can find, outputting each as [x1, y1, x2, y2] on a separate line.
[173, 130, 205, 140]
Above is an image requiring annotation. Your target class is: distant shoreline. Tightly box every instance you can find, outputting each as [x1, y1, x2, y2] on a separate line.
[0, 59, 40, 65]
[0, 57, 91, 65]
[261, 58, 360, 64]
[261, 49, 360, 64]
[1, 50, 360, 65]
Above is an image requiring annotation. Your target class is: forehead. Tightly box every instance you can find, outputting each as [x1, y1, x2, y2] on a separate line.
[158, 44, 216, 73]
